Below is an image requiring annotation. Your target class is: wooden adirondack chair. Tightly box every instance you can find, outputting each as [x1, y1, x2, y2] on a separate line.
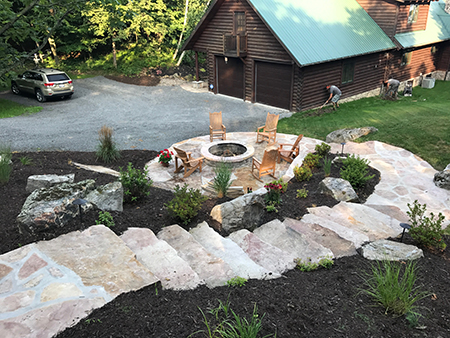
[173, 147, 204, 178]
[209, 111, 226, 142]
[256, 112, 279, 144]
[251, 146, 278, 181]
[278, 134, 303, 163]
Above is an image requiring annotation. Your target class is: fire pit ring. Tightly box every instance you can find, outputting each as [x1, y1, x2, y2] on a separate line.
[200, 141, 255, 164]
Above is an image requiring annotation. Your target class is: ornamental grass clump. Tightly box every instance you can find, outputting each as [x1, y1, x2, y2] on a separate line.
[407, 200, 446, 250]
[165, 184, 208, 225]
[0, 145, 12, 185]
[119, 163, 152, 203]
[360, 259, 428, 316]
[340, 154, 374, 189]
[213, 161, 232, 198]
[96, 125, 120, 163]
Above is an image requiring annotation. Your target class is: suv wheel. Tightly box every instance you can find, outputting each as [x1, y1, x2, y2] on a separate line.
[11, 82, 20, 95]
[35, 89, 46, 102]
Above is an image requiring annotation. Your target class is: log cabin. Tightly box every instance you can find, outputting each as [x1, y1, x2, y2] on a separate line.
[182, 0, 450, 111]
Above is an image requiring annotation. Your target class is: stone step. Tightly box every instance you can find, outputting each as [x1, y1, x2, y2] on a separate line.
[301, 213, 369, 249]
[283, 218, 357, 258]
[120, 228, 201, 290]
[228, 229, 297, 274]
[157, 224, 234, 288]
[306, 203, 397, 242]
[253, 219, 334, 263]
[190, 222, 278, 280]
[364, 204, 409, 224]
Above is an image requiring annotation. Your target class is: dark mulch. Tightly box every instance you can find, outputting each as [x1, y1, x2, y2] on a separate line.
[1, 150, 449, 338]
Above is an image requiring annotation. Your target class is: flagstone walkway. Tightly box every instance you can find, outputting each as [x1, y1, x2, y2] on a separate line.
[1, 133, 449, 338]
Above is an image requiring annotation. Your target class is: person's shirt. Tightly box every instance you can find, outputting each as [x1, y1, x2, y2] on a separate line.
[330, 85, 341, 96]
[388, 79, 400, 86]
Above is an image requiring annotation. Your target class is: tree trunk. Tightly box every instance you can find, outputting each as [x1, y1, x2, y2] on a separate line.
[48, 37, 59, 65]
[112, 40, 117, 69]
[173, 0, 189, 60]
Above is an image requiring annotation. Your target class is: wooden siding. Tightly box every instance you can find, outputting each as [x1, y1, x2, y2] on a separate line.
[436, 41, 450, 71]
[356, 0, 398, 37]
[299, 53, 386, 111]
[192, 0, 292, 104]
[396, 4, 430, 33]
[388, 46, 440, 81]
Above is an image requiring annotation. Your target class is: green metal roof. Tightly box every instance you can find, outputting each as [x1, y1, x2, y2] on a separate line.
[395, 0, 450, 48]
[247, 0, 396, 66]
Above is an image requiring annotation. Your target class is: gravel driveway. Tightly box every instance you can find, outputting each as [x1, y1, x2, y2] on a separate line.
[0, 76, 289, 152]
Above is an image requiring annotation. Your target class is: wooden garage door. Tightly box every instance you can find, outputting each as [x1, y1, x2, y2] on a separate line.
[255, 61, 292, 109]
[216, 56, 244, 99]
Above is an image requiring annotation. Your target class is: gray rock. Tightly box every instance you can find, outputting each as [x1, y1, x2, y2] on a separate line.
[86, 181, 123, 212]
[326, 127, 378, 143]
[17, 180, 96, 234]
[26, 174, 75, 193]
[210, 189, 266, 233]
[318, 177, 359, 202]
[360, 239, 423, 261]
[433, 169, 450, 190]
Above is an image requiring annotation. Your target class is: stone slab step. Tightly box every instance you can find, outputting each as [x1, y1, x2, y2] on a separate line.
[253, 219, 334, 263]
[190, 222, 278, 280]
[120, 228, 201, 290]
[301, 213, 369, 249]
[157, 224, 234, 288]
[364, 204, 409, 224]
[283, 218, 357, 258]
[228, 229, 297, 274]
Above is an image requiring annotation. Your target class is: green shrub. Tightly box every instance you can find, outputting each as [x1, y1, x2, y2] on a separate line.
[165, 184, 208, 225]
[226, 276, 247, 287]
[340, 154, 374, 188]
[295, 255, 334, 272]
[96, 125, 120, 164]
[296, 188, 308, 198]
[360, 259, 428, 316]
[303, 153, 320, 168]
[294, 165, 312, 182]
[0, 146, 12, 185]
[315, 142, 331, 158]
[407, 200, 446, 250]
[213, 161, 232, 197]
[119, 163, 152, 203]
[265, 202, 278, 213]
[95, 211, 115, 227]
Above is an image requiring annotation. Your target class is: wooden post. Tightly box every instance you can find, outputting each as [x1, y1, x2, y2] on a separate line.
[195, 51, 199, 81]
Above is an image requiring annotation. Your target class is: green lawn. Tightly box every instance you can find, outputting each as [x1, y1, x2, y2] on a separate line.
[0, 99, 42, 118]
[278, 80, 450, 170]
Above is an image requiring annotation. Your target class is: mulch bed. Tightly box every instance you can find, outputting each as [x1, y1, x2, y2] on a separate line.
[1, 150, 449, 338]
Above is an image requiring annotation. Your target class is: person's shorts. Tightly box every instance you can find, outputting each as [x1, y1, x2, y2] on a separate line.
[331, 94, 341, 103]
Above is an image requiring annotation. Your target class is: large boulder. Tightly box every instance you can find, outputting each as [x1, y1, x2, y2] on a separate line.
[434, 166, 450, 190]
[17, 180, 96, 234]
[26, 174, 75, 193]
[360, 239, 423, 261]
[326, 127, 378, 143]
[210, 188, 266, 234]
[318, 177, 359, 202]
[86, 181, 123, 212]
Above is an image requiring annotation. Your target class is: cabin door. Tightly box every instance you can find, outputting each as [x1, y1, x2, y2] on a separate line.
[216, 56, 244, 99]
[255, 61, 292, 110]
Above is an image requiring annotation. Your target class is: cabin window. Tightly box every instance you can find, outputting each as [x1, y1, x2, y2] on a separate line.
[341, 62, 355, 84]
[401, 52, 412, 66]
[234, 12, 246, 35]
[408, 4, 419, 24]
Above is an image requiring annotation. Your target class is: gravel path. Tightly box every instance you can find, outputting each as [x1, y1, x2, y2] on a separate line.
[0, 76, 289, 152]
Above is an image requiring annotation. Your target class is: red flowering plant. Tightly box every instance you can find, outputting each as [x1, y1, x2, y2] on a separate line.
[264, 178, 288, 206]
[158, 149, 173, 164]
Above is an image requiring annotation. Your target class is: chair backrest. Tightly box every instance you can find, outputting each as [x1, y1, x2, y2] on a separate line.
[265, 113, 279, 130]
[291, 134, 304, 150]
[209, 111, 223, 130]
[261, 146, 278, 168]
[174, 147, 188, 163]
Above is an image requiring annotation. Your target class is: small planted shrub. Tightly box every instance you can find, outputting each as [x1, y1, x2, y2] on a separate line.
[119, 163, 152, 203]
[315, 142, 331, 158]
[165, 184, 208, 225]
[360, 259, 428, 316]
[96, 125, 120, 163]
[0, 146, 12, 185]
[294, 165, 312, 182]
[296, 188, 308, 199]
[213, 161, 232, 198]
[340, 154, 374, 189]
[322, 156, 332, 177]
[95, 211, 115, 227]
[407, 200, 446, 250]
[226, 276, 247, 287]
[303, 153, 320, 169]
[296, 255, 334, 272]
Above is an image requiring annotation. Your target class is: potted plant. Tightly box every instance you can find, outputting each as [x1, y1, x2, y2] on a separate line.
[158, 149, 173, 167]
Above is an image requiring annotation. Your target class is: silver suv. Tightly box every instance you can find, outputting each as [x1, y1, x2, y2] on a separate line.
[11, 68, 74, 102]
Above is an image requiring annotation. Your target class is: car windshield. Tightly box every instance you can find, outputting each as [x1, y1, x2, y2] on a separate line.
[46, 74, 70, 82]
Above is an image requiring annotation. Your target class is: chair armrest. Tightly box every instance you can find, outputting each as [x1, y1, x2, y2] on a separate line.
[252, 157, 261, 165]
[278, 143, 293, 149]
[186, 156, 204, 164]
[256, 125, 265, 132]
